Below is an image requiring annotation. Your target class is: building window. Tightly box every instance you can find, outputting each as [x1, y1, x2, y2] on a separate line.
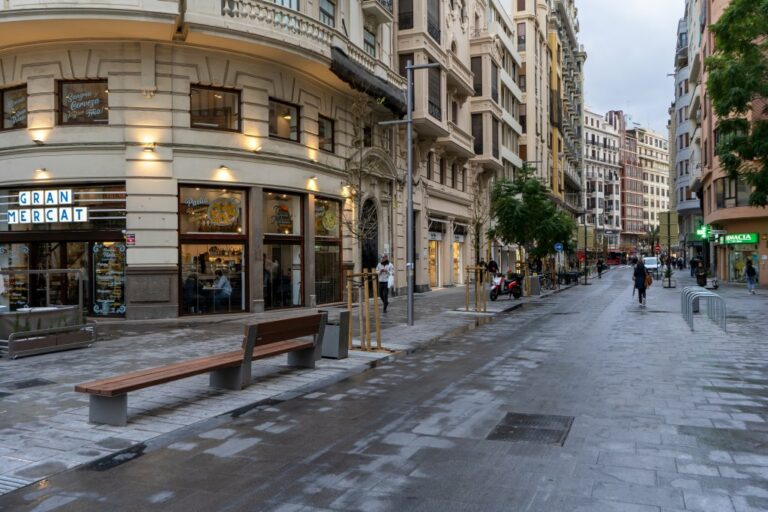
[519, 103, 526, 133]
[517, 22, 526, 51]
[472, 114, 483, 154]
[315, 197, 342, 304]
[471, 57, 483, 96]
[318, 115, 334, 153]
[491, 62, 499, 103]
[319, 0, 335, 26]
[2, 86, 27, 130]
[190, 86, 240, 131]
[274, 0, 299, 9]
[59, 80, 108, 125]
[461, 168, 467, 191]
[492, 117, 499, 159]
[428, 59, 441, 120]
[399, 0, 413, 29]
[263, 190, 305, 309]
[452, 101, 459, 123]
[364, 27, 377, 57]
[439, 157, 446, 185]
[427, 0, 441, 42]
[451, 164, 457, 188]
[517, 0, 525, 10]
[427, 152, 433, 180]
[269, 99, 300, 142]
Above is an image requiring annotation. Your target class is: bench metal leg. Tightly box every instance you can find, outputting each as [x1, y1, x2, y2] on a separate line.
[89, 394, 127, 426]
[210, 366, 244, 390]
[287, 348, 316, 369]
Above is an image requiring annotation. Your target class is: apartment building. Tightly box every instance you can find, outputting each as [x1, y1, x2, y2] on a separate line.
[584, 108, 621, 250]
[631, 128, 670, 234]
[549, 0, 586, 215]
[607, 110, 643, 253]
[0, 0, 409, 318]
[399, 0, 525, 289]
[673, 1, 704, 263]
[695, 0, 767, 287]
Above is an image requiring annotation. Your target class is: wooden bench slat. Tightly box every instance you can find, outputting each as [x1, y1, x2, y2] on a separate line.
[74, 350, 243, 392]
[75, 340, 313, 397]
[247, 314, 322, 345]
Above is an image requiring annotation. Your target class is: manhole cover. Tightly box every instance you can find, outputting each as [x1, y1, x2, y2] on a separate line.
[486, 413, 574, 446]
[0, 378, 56, 390]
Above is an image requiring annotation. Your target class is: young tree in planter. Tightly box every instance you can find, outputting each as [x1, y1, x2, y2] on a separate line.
[706, 0, 768, 206]
[488, 166, 576, 287]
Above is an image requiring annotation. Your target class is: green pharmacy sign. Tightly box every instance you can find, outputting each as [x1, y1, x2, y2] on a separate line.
[720, 233, 759, 245]
[695, 225, 711, 240]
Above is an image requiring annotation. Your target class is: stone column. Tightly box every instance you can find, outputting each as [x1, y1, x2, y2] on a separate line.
[249, 186, 264, 312]
[305, 194, 316, 308]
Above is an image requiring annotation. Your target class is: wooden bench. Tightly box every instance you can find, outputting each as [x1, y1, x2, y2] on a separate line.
[74, 313, 326, 426]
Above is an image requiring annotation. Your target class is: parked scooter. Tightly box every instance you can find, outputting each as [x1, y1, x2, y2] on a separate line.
[490, 272, 523, 301]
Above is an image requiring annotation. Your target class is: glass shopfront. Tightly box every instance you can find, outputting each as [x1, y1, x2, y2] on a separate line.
[0, 185, 126, 315]
[179, 186, 247, 315]
[264, 191, 303, 309]
[315, 198, 342, 304]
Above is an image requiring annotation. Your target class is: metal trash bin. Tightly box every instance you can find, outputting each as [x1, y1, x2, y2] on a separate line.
[321, 310, 349, 359]
[528, 275, 541, 295]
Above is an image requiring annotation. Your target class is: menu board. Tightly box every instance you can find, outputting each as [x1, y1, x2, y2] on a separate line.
[92, 242, 125, 315]
[61, 82, 109, 124]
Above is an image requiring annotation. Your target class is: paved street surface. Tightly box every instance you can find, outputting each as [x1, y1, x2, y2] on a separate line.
[3, 269, 768, 511]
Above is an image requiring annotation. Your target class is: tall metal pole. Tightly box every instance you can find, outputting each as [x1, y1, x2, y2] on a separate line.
[379, 60, 440, 327]
[406, 60, 414, 326]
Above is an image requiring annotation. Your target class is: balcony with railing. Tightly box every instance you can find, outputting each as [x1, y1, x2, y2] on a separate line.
[446, 52, 474, 97]
[436, 121, 475, 159]
[362, 0, 393, 24]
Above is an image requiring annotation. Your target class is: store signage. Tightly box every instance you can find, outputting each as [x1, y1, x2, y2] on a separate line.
[720, 233, 758, 245]
[7, 189, 88, 225]
[695, 225, 710, 240]
[454, 234, 465, 243]
[428, 231, 443, 241]
[125, 233, 136, 246]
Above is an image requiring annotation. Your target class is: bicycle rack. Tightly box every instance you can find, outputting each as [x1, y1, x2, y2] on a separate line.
[680, 286, 726, 332]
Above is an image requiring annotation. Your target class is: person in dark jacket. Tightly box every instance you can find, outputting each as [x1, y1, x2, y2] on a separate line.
[633, 260, 649, 308]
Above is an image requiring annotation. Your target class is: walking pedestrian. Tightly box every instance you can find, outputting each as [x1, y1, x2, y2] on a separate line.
[744, 260, 757, 295]
[633, 259, 650, 308]
[597, 258, 604, 279]
[376, 254, 394, 312]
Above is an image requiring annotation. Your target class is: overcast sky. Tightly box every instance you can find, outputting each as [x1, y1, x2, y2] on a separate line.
[579, 0, 684, 136]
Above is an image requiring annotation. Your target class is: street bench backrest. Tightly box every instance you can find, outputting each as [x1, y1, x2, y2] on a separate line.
[241, 314, 324, 353]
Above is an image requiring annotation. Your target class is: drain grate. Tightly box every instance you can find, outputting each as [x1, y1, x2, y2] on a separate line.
[486, 413, 574, 446]
[0, 378, 56, 390]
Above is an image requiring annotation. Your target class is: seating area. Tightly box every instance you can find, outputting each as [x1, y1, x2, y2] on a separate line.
[74, 313, 326, 426]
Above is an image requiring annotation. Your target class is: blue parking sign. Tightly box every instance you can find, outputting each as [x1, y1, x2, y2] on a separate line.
[554, 243, 564, 252]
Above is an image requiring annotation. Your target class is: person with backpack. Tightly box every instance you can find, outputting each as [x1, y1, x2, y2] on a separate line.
[376, 254, 394, 312]
[744, 260, 757, 295]
[633, 259, 650, 308]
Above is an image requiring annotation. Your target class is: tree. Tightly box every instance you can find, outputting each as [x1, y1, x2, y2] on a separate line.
[468, 170, 491, 264]
[641, 226, 660, 254]
[488, 165, 576, 264]
[706, 0, 768, 206]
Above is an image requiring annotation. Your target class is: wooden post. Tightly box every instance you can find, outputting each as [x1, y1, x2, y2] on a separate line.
[357, 276, 364, 350]
[346, 271, 353, 349]
[363, 269, 371, 351]
[465, 267, 470, 312]
[474, 267, 479, 312]
[372, 271, 381, 350]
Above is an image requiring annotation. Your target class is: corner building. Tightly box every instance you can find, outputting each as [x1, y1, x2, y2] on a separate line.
[0, 0, 408, 319]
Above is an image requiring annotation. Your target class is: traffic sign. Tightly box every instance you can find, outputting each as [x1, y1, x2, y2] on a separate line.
[554, 242, 564, 252]
[655, 244, 661, 254]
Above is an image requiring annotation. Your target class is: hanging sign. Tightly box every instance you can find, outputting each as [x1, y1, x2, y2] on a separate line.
[719, 233, 758, 245]
[7, 189, 88, 225]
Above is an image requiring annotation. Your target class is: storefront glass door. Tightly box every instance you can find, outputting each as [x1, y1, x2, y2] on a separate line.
[92, 242, 126, 316]
[452, 242, 462, 285]
[428, 240, 440, 288]
[264, 243, 302, 309]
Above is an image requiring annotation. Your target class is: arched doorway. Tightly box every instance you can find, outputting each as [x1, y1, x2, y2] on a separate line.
[361, 198, 379, 272]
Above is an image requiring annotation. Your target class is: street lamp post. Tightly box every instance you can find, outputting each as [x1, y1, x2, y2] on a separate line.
[380, 59, 441, 327]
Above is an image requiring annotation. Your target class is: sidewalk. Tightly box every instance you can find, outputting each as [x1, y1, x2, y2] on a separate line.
[0, 284, 562, 495]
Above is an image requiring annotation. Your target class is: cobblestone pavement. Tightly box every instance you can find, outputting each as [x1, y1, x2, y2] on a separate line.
[0, 284, 537, 497]
[2, 269, 768, 511]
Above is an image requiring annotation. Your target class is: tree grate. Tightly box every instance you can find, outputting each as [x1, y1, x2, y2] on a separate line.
[486, 413, 574, 446]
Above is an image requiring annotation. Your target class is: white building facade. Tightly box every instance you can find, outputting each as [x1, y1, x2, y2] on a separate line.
[583, 108, 621, 250]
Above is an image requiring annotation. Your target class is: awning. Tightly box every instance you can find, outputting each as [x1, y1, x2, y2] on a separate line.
[330, 46, 406, 118]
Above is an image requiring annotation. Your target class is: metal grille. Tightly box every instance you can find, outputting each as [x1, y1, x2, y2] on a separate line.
[486, 413, 574, 446]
